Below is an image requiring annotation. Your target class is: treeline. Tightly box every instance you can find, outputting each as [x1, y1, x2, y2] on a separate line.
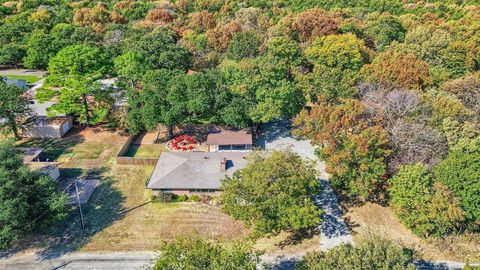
[1, 0, 479, 238]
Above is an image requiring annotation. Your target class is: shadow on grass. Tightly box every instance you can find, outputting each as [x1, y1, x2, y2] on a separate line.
[278, 227, 320, 248]
[59, 168, 83, 180]
[37, 168, 126, 260]
[17, 128, 86, 161]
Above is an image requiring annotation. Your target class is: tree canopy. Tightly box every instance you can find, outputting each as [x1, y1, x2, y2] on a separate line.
[0, 141, 68, 249]
[221, 150, 322, 235]
[152, 235, 260, 270]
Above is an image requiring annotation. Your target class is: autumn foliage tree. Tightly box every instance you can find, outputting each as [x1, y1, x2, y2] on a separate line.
[293, 97, 390, 199]
[362, 50, 431, 90]
[292, 8, 338, 43]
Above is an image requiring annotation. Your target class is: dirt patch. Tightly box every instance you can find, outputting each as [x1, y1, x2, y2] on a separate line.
[345, 202, 480, 262]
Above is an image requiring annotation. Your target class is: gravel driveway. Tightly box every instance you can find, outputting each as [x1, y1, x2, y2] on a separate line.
[257, 119, 353, 268]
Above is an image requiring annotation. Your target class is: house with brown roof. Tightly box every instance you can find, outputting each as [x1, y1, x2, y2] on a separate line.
[206, 129, 253, 152]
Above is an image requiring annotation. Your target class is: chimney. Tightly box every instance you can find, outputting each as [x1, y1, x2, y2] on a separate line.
[220, 157, 227, 172]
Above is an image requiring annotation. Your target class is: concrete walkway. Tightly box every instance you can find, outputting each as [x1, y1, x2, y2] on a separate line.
[257, 119, 353, 267]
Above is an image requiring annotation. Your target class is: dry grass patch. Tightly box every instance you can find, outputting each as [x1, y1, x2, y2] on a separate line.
[80, 164, 249, 252]
[255, 231, 320, 255]
[345, 202, 480, 262]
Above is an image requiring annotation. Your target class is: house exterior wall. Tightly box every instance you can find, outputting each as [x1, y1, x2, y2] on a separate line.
[152, 189, 222, 197]
[22, 118, 73, 139]
[23, 125, 63, 138]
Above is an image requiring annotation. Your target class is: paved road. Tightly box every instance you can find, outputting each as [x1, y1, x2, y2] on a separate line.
[257, 120, 353, 269]
[0, 252, 156, 270]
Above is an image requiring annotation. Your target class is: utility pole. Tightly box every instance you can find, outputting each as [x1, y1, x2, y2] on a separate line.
[75, 181, 85, 232]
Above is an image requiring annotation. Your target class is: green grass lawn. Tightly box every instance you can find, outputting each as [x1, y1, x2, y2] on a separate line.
[5, 74, 42, 84]
[18, 139, 107, 161]
[123, 144, 164, 158]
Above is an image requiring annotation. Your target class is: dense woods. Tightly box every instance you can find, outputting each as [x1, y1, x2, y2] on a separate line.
[1, 0, 480, 239]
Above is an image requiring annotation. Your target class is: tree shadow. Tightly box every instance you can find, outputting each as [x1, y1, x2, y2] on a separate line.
[278, 227, 320, 248]
[256, 118, 293, 149]
[35, 168, 126, 260]
[17, 127, 86, 161]
[262, 256, 299, 270]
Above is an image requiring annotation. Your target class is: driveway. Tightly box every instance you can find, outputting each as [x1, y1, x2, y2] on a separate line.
[257, 119, 353, 267]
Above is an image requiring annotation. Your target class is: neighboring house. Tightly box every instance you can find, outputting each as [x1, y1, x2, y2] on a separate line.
[22, 116, 73, 139]
[2, 77, 27, 88]
[98, 77, 127, 108]
[206, 130, 253, 152]
[147, 152, 248, 195]
[21, 147, 60, 181]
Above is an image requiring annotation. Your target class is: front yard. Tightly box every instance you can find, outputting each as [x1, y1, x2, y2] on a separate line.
[344, 202, 480, 262]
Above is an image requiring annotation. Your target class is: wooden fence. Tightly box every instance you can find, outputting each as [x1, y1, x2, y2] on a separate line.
[116, 156, 158, 165]
[116, 134, 159, 165]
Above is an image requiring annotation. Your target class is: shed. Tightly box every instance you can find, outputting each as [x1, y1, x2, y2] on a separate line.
[22, 116, 73, 138]
[206, 130, 253, 152]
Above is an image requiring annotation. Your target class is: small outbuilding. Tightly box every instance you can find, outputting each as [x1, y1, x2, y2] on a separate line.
[206, 130, 253, 152]
[22, 116, 73, 139]
[20, 147, 60, 181]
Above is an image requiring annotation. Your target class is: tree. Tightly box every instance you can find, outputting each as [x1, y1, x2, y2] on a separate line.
[443, 74, 480, 119]
[47, 78, 114, 126]
[152, 235, 260, 270]
[226, 31, 261, 61]
[362, 50, 431, 91]
[46, 45, 109, 126]
[221, 150, 322, 235]
[0, 43, 25, 68]
[301, 33, 371, 101]
[434, 138, 480, 225]
[23, 30, 54, 69]
[292, 8, 338, 42]
[293, 98, 390, 199]
[295, 235, 417, 270]
[113, 52, 147, 88]
[389, 164, 465, 237]
[126, 69, 185, 136]
[0, 141, 67, 249]
[126, 28, 191, 71]
[48, 44, 106, 82]
[0, 81, 31, 139]
[206, 21, 242, 51]
[366, 14, 405, 51]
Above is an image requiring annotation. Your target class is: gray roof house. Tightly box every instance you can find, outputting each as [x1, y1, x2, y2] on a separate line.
[147, 152, 248, 195]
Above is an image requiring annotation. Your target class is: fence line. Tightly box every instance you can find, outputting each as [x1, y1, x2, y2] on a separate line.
[116, 134, 159, 165]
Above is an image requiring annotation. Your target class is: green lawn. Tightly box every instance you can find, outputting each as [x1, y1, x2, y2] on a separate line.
[5, 74, 42, 84]
[123, 144, 164, 158]
[18, 139, 107, 161]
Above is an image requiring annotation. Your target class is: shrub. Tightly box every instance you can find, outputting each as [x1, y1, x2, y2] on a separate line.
[295, 235, 417, 270]
[189, 194, 201, 202]
[175, 194, 188, 202]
